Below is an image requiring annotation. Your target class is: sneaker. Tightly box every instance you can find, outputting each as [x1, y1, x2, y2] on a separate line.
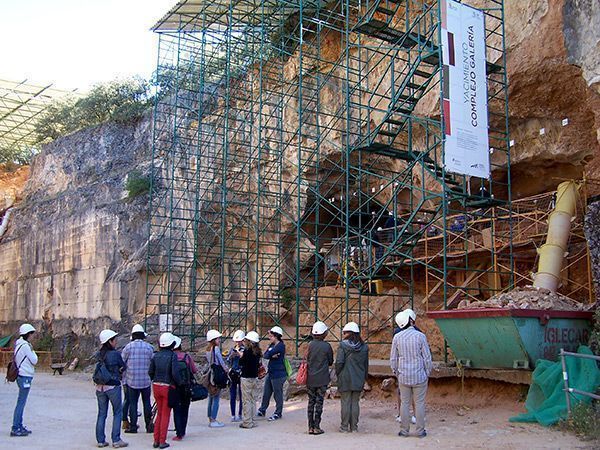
[10, 429, 28, 437]
[159, 444, 170, 449]
[231, 415, 242, 422]
[97, 443, 109, 448]
[20, 426, 32, 434]
[124, 427, 138, 434]
[267, 414, 281, 422]
[153, 443, 159, 449]
[313, 428, 325, 435]
[417, 430, 427, 438]
[256, 411, 265, 418]
[112, 441, 129, 448]
[209, 421, 225, 428]
[172, 436, 183, 441]
[239, 423, 256, 429]
[339, 427, 350, 433]
[398, 431, 409, 437]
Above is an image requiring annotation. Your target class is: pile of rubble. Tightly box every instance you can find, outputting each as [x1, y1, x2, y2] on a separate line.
[457, 286, 595, 311]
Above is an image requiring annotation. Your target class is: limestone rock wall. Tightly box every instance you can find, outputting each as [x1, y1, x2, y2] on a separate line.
[0, 118, 152, 341]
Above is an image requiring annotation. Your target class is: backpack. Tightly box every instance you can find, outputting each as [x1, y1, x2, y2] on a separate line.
[209, 348, 229, 389]
[92, 352, 113, 385]
[6, 344, 27, 383]
[175, 354, 193, 387]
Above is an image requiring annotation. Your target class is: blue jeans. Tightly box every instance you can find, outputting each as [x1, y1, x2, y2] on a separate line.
[127, 386, 152, 430]
[96, 387, 122, 444]
[230, 381, 242, 416]
[12, 376, 33, 431]
[207, 392, 220, 420]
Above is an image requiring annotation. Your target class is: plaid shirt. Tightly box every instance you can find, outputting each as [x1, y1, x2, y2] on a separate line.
[121, 340, 154, 389]
[390, 326, 433, 386]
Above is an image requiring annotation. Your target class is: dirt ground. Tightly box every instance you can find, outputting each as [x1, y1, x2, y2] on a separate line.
[0, 373, 591, 449]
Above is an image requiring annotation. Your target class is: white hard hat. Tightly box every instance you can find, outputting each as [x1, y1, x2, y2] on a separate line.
[159, 332, 176, 348]
[342, 322, 360, 333]
[312, 321, 328, 335]
[395, 308, 417, 328]
[131, 324, 146, 335]
[269, 326, 284, 337]
[246, 331, 260, 343]
[173, 335, 182, 349]
[233, 330, 246, 342]
[19, 323, 36, 336]
[99, 329, 118, 345]
[206, 329, 222, 342]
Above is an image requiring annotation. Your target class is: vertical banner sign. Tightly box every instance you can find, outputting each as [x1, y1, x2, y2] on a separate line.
[442, 0, 490, 179]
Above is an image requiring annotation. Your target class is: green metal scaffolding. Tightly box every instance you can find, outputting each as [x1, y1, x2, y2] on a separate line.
[145, 0, 513, 354]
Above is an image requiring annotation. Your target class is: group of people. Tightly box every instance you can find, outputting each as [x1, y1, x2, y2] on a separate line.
[9, 307, 433, 447]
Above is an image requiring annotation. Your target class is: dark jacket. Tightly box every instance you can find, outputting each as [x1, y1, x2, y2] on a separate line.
[307, 339, 334, 388]
[239, 348, 261, 378]
[148, 349, 183, 386]
[335, 340, 369, 392]
[95, 349, 125, 386]
[264, 341, 286, 379]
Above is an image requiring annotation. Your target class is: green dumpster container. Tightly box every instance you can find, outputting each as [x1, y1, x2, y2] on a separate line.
[427, 309, 593, 369]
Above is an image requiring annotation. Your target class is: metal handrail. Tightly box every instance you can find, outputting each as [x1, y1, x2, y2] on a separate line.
[559, 348, 600, 414]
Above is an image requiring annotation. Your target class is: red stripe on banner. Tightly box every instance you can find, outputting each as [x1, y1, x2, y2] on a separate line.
[441, 0, 447, 28]
[443, 99, 451, 135]
[448, 32, 455, 66]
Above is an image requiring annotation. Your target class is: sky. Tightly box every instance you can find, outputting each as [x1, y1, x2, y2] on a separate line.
[0, 0, 177, 92]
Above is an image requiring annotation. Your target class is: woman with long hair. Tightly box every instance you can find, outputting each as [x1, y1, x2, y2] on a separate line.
[206, 329, 228, 428]
[258, 326, 287, 421]
[227, 330, 245, 422]
[335, 322, 369, 433]
[149, 332, 182, 449]
[94, 329, 128, 448]
[238, 331, 263, 429]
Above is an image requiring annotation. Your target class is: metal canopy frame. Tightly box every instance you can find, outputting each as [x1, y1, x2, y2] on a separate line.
[0, 79, 76, 153]
[145, 0, 513, 354]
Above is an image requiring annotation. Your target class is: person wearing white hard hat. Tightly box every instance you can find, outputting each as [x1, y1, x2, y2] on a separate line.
[306, 321, 334, 435]
[335, 322, 369, 433]
[393, 311, 419, 426]
[390, 309, 432, 438]
[94, 329, 128, 448]
[121, 324, 154, 434]
[238, 331, 262, 429]
[172, 335, 198, 441]
[206, 329, 228, 428]
[227, 330, 246, 422]
[257, 325, 287, 421]
[10, 323, 38, 437]
[149, 332, 183, 448]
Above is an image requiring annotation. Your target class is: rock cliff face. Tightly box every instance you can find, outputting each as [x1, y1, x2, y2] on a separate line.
[0, 0, 599, 347]
[0, 118, 153, 345]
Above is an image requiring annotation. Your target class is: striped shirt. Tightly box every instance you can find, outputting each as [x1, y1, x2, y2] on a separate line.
[121, 339, 154, 389]
[390, 326, 433, 386]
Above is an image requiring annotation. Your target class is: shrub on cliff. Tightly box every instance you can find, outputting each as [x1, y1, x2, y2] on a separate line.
[35, 78, 153, 144]
[0, 145, 35, 165]
[126, 170, 151, 199]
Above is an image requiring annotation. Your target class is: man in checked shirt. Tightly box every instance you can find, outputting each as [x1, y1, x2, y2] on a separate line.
[390, 308, 433, 438]
[121, 324, 155, 434]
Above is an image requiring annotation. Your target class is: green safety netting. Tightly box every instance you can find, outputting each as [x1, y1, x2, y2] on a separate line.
[510, 345, 600, 426]
[0, 335, 11, 348]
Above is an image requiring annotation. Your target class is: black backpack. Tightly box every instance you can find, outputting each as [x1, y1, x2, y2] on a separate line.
[93, 352, 113, 385]
[176, 354, 193, 387]
[210, 349, 229, 389]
